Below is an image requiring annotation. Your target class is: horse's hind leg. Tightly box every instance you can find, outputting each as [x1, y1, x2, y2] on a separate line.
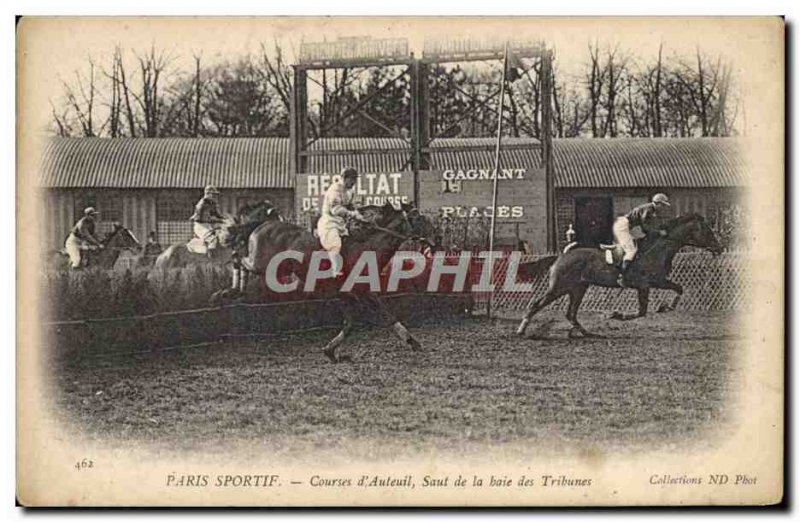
[566, 284, 599, 338]
[517, 287, 566, 335]
[323, 306, 355, 363]
[516, 287, 565, 336]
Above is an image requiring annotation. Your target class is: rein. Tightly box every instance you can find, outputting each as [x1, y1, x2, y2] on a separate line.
[364, 222, 435, 248]
[638, 219, 709, 258]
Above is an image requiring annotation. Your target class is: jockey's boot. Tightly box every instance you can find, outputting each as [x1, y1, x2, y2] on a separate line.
[617, 260, 631, 288]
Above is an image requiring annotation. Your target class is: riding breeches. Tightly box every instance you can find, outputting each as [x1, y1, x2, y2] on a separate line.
[65, 234, 87, 268]
[612, 217, 637, 262]
[193, 222, 220, 249]
[320, 228, 344, 275]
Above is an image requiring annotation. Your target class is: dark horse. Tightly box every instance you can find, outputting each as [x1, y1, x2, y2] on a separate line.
[216, 202, 436, 362]
[516, 213, 724, 338]
[153, 200, 280, 270]
[50, 224, 142, 271]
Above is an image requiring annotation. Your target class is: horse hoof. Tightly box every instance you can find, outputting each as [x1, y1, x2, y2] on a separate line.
[408, 338, 423, 351]
[609, 312, 623, 320]
[323, 347, 338, 363]
[516, 320, 529, 336]
[568, 329, 582, 338]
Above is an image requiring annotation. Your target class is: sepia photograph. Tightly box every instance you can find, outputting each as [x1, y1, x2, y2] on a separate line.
[15, 16, 784, 506]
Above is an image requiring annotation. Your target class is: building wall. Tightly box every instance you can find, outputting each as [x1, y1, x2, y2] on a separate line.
[42, 188, 294, 250]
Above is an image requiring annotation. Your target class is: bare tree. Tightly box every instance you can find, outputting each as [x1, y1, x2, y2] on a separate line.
[586, 41, 606, 137]
[58, 57, 98, 137]
[601, 45, 627, 137]
[129, 45, 172, 137]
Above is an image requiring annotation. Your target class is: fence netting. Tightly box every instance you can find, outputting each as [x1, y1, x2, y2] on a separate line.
[471, 252, 750, 314]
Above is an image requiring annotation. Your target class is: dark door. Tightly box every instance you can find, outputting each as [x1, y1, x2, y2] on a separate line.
[574, 196, 613, 246]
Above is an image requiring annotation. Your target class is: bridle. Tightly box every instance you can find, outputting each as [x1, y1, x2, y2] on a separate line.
[639, 217, 719, 257]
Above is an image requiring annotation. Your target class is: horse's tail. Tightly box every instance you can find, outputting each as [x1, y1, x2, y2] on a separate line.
[516, 255, 559, 282]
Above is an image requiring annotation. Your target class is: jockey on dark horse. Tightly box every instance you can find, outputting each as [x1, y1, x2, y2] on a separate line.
[612, 193, 672, 287]
[317, 167, 369, 278]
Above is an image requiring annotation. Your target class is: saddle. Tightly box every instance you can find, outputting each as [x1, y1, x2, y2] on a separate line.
[186, 237, 208, 254]
[187, 229, 219, 255]
[599, 243, 626, 267]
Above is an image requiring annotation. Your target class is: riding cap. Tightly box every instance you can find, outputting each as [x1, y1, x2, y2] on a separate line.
[341, 167, 358, 180]
[83, 207, 99, 216]
[652, 193, 671, 206]
[204, 185, 220, 196]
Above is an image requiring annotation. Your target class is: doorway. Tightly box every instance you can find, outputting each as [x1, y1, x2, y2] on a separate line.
[574, 196, 614, 246]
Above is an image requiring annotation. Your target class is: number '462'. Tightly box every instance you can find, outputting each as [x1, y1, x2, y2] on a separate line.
[74, 459, 94, 470]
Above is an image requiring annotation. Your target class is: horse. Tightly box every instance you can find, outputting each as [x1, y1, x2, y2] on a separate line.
[214, 202, 437, 363]
[50, 224, 142, 271]
[515, 213, 724, 338]
[152, 200, 280, 270]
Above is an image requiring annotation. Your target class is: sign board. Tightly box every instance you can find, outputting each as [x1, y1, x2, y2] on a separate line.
[422, 38, 546, 61]
[296, 172, 413, 215]
[418, 168, 548, 252]
[295, 167, 548, 253]
[299, 37, 410, 66]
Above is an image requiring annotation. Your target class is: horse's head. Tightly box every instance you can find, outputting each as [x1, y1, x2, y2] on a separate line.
[400, 202, 441, 253]
[104, 224, 143, 252]
[666, 214, 724, 256]
[219, 200, 282, 249]
[239, 199, 282, 225]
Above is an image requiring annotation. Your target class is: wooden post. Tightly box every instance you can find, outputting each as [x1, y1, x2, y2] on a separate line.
[540, 52, 556, 252]
[487, 43, 509, 319]
[290, 65, 308, 176]
[410, 59, 430, 206]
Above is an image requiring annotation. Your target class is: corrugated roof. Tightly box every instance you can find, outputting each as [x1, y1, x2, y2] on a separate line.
[430, 137, 541, 172]
[304, 136, 543, 175]
[306, 137, 411, 174]
[39, 137, 291, 189]
[552, 138, 747, 188]
[38, 136, 746, 189]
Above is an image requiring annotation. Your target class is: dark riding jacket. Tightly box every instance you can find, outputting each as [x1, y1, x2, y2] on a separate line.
[625, 202, 665, 232]
[71, 216, 101, 245]
[190, 197, 224, 223]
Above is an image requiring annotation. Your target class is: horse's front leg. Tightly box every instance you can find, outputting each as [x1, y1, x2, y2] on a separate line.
[210, 260, 244, 304]
[323, 300, 355, 363]
[654, 279, 683, 312]
[367, 294, 422, 351]
[610, 287, 650, 321]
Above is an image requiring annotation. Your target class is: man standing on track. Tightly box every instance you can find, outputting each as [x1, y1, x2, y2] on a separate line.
[316, 167, 366, 278]
[613, 193, 671, 287]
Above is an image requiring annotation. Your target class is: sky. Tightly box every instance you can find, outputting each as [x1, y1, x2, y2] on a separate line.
[18, 17, 775, 137]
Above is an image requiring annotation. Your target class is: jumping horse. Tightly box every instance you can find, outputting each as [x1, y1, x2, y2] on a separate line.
[215, 202, 437, 363]
[153, 200, 280, 270]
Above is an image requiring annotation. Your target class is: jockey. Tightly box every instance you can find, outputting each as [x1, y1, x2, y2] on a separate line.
[190, 185, 225, 254]
[65, 207, 103, 269]
[316, 166, 366, 277]
[563, 223, 579, 253]
[613, 193, 671, 286]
